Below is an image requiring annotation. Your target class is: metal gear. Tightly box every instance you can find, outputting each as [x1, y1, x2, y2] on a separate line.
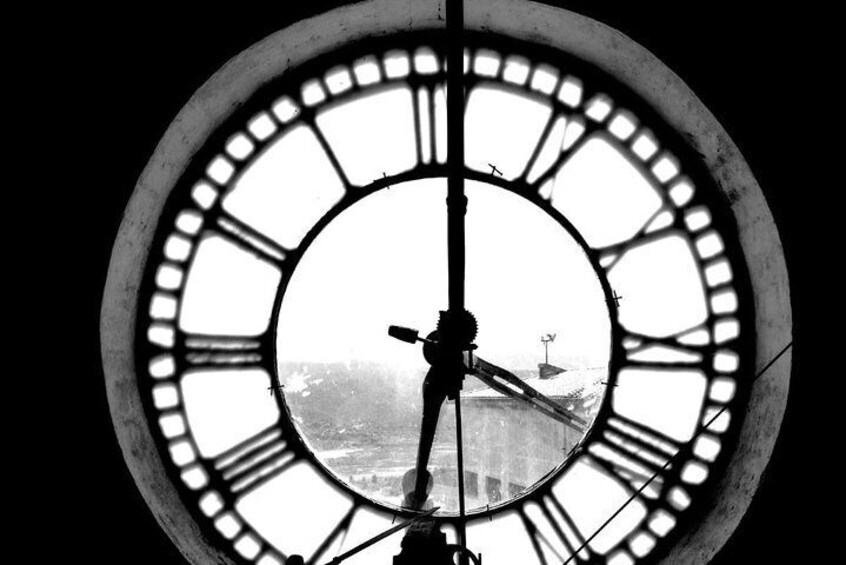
[436, 309, 478, 348]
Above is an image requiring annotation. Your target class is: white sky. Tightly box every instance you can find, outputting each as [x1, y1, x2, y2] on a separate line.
[276, 178, 611, 371]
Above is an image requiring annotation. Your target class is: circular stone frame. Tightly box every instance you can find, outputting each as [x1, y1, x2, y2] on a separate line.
[100, 1, 792, 564]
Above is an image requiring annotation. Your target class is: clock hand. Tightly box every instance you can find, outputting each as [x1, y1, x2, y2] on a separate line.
[325, 506, 440, 565]
[388, 325, 437, 346]
[401, 315, 476, 510]
[403, 363, 449, 510]
[446, 0, 466, 318]
[468, 354, 588, 432]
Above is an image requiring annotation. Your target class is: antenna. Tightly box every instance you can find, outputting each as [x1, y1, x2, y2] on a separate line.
[540, 333, 556, 364]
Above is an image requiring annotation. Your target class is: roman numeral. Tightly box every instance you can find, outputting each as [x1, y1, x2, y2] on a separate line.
[433, 84, 447, 164]
[593, 207, 678, 271]
[547, 496, 598, 564]
[519, 498, 596, 565]
[621, 328, 712, 370]
[519, 111, 561, 182]
[209, 209, 290, 268]
[519, 510, 551, 565]
[413, 87, 430, 165]
[210, 426, 299, 501]
[585, 415, 684, 509]
[176, 332, 269, 371]
[529, 119, 598, 191]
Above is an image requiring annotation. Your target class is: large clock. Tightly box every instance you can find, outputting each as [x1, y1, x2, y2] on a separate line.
[100, 2, 794, 564]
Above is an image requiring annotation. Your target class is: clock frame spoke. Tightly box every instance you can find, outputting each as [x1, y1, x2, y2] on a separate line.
[209, 207, 291, 269]
[302, 114, 355, 191]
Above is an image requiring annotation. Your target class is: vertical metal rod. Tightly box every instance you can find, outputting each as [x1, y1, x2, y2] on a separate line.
[447, 0, 465, 314]
[454, 392, 467, 550]
[446, 0, 468, 561]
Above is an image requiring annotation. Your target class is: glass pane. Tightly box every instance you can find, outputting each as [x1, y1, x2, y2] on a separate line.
[465, 85, 552, 179]
[236, 462, 353, 559]
[181, 368, 280, 458]
[277, 179, 610, 513]
[608, 235, 708, 337]
[316, 86, 417, 186]
[179, 235, 281, 335]
[466, 511, 540, 565]
[552, 135, 662, 248]
[223, 125, 345, 249]
[613, 368, 707, 442]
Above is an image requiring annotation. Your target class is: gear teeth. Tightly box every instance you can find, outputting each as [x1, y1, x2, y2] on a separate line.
[437, 309, 478, 346]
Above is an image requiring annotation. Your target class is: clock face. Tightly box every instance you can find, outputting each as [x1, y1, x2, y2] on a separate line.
[101, 6, 795, 563]
[132, 33, 752, 564]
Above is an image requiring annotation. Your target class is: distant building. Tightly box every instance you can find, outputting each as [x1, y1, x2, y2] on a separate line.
[460, 367, 605, 507]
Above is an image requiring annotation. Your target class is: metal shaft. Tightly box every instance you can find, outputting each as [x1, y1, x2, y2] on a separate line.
[446, 0, 467, 561]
